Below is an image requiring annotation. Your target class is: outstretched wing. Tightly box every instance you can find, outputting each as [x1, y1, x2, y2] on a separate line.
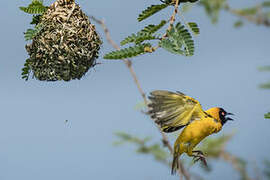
[148, 90, 206, 133]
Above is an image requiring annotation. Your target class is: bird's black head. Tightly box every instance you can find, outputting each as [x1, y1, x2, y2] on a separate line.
[219, 108, 234, 125]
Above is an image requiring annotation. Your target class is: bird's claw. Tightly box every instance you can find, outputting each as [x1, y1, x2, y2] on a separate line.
[192, 153, 208, 167]
[193, 156, 200, 163]
[192, 150, 204, 156]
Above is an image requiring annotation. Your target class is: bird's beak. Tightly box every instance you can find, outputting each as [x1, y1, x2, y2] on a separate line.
[226, 112, 234, 121]
[226, 117, 234, 121]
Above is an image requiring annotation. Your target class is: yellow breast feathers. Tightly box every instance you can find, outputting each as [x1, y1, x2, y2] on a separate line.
[147, 90, 234, 174]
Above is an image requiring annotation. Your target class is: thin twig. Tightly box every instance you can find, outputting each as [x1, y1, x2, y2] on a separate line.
[224, 3, 270, 27]
[161, 0, 180, 39]
[90, 14, 190, 180]
[169, 0, 180, 29]
[89, 17, 147, 102]
[220, 151, 253, 180]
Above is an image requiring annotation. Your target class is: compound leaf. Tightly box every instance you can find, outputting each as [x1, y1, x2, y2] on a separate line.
[138, 4, 169, 22]
[160, 23, 194, 56]
[104, 43, 152, 59]
[19, 0, 48, 15]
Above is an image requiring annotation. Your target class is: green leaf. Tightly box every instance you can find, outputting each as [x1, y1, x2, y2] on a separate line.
[235, 7, 258, 16]
[134, 34, 159, 44]
[266, 12, 270, 19]
[265, 112, 270, 119]
[113, 132, 169, 165]
[264, 160, 270, 179]
[138, 4, 169, 22]
[162, 0, 199, 3]
[120, 34, 137, 46]
[160, 0, 175, 4]
[258, 66, 270, 72]
[141, 20, 167, 34]
[160, 23, 194, 56]
[187, 22, 200, 35]
[120, 20, 166, 46]
[199, 133, 235, 158]
[24, 29, 36, 41]
[137, 144, 168, 161]
[258, 66, 270, 89]
[21, 59, 32, 81]
[30, 15, 42, 25]
[262, 1, 270, 7]
[24, 24, 44, 41]
[19, 0, 48, 15]
[114, 132, 147, 145]
[182, 0, 199, 3]
[234, 20, 244, 28]
[104, 43, 152, 59]
[120, 32, 159, 46]
[260, 82, 270, 89]
[199, 0, 226, 23]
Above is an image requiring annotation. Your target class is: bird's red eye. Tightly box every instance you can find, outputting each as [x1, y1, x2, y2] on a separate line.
[222, 112, 225, 116]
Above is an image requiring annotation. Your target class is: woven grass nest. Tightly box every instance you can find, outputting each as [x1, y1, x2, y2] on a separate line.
[25, 0, 102, 81]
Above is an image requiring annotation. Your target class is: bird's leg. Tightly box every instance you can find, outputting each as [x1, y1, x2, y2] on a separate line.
[187, 147, 207, 166]
[192, 153, 208, 167]
[192, 155, 201, 163]
[192, 150, 204, 156]
[192, 150, 205, 163]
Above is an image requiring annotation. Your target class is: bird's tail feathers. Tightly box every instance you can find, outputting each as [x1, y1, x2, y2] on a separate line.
[171, 151, 180, 175]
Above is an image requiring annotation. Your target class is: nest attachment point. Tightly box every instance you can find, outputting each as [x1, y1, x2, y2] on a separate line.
[25, 0, 102, 81]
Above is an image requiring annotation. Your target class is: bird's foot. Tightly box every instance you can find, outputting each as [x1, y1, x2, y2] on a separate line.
[192, 153, 208, 167]
[192, 150, 204, 156]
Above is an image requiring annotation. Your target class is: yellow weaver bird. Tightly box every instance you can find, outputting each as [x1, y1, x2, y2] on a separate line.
[147, 90, 234, 174]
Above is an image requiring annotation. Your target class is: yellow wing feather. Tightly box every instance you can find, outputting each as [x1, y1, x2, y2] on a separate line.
[148, 90, 206, 133]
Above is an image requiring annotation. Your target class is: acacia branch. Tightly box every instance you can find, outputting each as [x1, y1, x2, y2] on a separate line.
[219, 150, 253, 180]
[90, 15, 190, 180]
[161, 0, 180, 39]
[226, 5, 270, 27]
[169, 0, 180, 28]
[89, 16, 147, 102]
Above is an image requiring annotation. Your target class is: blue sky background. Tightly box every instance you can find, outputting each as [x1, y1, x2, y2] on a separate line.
[1, 0, 270, 179]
